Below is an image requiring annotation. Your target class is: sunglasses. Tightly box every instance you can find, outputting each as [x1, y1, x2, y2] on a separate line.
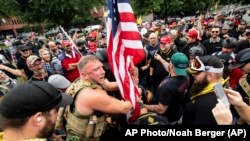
[21, 49, 30, 52]
[191, 56, 224, 73]
[211, 31, 219, 33]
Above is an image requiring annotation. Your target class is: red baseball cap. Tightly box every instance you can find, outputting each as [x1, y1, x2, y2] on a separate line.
[160, 36, 172, 44]
[62, 40, 70, 46]
[88, 33, 96, 38]
[186, 29, 201, 40]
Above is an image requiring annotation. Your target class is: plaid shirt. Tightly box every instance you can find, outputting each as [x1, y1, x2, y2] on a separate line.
[43, 62, 55, 75]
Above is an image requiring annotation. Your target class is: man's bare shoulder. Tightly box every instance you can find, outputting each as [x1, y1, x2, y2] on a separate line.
[77, 87, 108, 100]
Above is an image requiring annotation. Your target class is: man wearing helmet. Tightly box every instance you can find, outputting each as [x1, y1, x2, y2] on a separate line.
[188, 45, 204, 60]
[213, 37, 237, 59]
[212, 37, 242, 89]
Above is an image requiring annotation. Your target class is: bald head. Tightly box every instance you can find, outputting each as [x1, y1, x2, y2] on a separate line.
[148, 33, 157, 46]
[48, 41, 56, 48]
[149, 33, 157, 39]
[48, 41, 57, 52]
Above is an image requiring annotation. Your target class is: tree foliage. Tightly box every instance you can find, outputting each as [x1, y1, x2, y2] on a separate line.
[23, 0, 104, 28]
[131, 0, 215, 18]
[0, 0, 104, 29]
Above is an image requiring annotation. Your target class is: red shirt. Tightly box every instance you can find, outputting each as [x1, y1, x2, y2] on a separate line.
[61, 52, 81, 82]
[229, 68, 243, 89]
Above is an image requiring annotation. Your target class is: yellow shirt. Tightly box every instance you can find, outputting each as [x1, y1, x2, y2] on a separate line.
[0, 132, 46, 141]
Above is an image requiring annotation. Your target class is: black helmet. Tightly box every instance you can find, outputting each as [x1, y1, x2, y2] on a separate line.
[189, 46, 204, 57]
[96, 48, 109, 69]
[222, 37, 237, 48]
[76, 39, 85, 47]
[232, 48, 250, 68]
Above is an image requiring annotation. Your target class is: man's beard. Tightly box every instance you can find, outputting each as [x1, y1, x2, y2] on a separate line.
[37, 116, 55, 138]
[188, 75, 209, 96]
[66, 49, 72, 54]
[33, 69, 46, 76]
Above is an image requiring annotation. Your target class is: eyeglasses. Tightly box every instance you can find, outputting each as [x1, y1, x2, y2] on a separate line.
[191, 56, 224, 73]
[160, 42, 167, 45]
[32, 62, 44, 68]
[211, 31, 219, 33]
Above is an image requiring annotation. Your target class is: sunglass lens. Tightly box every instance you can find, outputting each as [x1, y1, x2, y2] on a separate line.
[193, 59, 201, 69]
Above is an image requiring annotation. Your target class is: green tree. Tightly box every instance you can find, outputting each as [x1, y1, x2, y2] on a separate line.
[131, 0, 213, 19]
[0, 0, 19, 19]
[4, 0, 104, 29]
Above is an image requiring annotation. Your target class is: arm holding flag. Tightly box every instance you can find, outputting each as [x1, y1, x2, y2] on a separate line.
[100, 64, 139, 92]
[107, 0, 145, 122]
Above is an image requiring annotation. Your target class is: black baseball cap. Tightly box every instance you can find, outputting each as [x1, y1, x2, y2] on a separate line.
[231, 48, 250, 69]
[17, 45, 31, 51]
[216, 53, 234, 69]
[0, 81, 73, 118]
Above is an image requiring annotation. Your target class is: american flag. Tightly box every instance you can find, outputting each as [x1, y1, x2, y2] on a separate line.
[107, 0, 145, 122]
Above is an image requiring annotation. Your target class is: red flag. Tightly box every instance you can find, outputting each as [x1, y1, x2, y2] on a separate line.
[107, 0, 145, 122]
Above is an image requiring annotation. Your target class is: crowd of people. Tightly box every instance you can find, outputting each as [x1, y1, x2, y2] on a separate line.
[0, 11, 250, 140]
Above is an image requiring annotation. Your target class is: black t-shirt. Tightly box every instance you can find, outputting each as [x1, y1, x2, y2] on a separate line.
[153, 75, 189, 122]
[29, 71, 52, 82]
[136, 51, 149, 78]
[202, 38, 223, 55]
[16, 57, 33, 79]
[182, 92, 218, 124]
[150, 48, 176, 81]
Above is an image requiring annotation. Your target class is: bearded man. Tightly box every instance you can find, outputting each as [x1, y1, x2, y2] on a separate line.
[182, 55, 227, 124]
[26, 55, 51, 81]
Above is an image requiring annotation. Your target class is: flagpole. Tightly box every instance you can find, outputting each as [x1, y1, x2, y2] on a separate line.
[58, 26, 83, 57]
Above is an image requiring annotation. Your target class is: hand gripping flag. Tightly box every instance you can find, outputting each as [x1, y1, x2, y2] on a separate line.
[107, 0, 145, 122]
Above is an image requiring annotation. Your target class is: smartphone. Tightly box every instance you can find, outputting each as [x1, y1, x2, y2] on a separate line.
[213, 83, 230, 107]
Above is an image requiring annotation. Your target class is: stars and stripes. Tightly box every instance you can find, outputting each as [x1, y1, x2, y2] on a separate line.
[107, 0, 145, 122]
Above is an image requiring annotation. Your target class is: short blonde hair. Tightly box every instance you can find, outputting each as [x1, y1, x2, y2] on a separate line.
[38, 48, 49, 58]
[77, 55, 99, 72]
